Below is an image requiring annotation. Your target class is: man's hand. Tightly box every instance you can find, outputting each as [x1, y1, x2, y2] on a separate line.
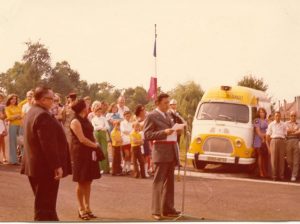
[164, 128, 175, 135]
[54, 167, 63, 180]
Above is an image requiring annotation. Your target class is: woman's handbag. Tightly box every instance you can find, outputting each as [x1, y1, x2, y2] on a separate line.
[95, 147, 105, 162]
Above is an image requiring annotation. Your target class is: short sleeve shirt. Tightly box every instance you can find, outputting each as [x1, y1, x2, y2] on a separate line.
[285, 121, 300, 137]
[120, 119, 132, 145]
[266, 121, 287, 139]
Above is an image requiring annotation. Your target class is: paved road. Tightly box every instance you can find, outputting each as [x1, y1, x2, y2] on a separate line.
[1, 163, 300, 222]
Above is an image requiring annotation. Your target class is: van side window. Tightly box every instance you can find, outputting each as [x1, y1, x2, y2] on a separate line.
[251, 107, 257, 123]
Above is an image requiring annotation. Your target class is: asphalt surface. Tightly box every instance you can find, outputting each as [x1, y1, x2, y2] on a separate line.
[1, 163, 300, 222]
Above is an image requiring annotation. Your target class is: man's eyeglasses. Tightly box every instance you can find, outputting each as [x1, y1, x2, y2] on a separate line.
[43, 97, 54, 101]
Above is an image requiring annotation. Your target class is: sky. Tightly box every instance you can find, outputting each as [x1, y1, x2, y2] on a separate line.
[1, 0, 300, 104]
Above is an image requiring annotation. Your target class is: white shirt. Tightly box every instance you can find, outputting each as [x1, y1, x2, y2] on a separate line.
[285, 120, 300, 137]
[120, 119, 132, 145]
[22, 102, 32, 114]
[266, 121, 287, 139]
[91, 115, 110, 131]
[155, 108, 167, 119]
[117, 105, 129, 119]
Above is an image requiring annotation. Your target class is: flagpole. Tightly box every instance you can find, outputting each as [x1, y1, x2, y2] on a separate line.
[154, 24, 157, 78]
[147, 24, 158, 100]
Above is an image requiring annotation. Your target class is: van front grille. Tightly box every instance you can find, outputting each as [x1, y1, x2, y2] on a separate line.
[203, 137, 233, 154]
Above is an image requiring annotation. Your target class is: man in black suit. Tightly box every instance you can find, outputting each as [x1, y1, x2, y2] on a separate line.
[144, 93, 180, 220]
[21, 87, 72, 221]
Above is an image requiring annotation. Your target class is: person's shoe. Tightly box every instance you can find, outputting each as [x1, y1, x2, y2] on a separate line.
[78, 210, 90, 220]
[291, 176, 296, 182]
[163, 210, 181, 217]
[152, 214, 163, 220]
[86, 211, 97, 219]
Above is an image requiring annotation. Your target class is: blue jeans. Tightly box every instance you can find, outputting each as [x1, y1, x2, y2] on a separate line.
[8, 125, 20, 164]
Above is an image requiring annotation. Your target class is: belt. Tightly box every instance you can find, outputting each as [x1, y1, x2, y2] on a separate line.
[271, 137, 285, 140]
[153, 140, 177, 145]
[286, 137, 299, 140]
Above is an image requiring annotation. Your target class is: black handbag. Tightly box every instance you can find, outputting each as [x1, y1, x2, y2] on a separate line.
[95, 147, 105, 162]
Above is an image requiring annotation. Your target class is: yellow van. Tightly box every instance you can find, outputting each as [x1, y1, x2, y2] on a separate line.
[188, 85, 271, 169]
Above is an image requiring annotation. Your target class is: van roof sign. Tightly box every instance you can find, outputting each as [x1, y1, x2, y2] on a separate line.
[221, 86, 231, 91]
[202, 86, 270, 106]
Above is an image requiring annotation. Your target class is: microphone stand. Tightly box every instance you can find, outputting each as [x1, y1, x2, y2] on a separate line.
[173, 129, 205, 221]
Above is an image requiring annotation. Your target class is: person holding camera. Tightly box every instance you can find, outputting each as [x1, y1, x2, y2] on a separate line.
[70, 99, 104, 220]
[62, 92, 77, 152]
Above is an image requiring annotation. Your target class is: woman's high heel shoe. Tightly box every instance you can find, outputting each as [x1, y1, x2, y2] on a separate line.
[86, 211, 97, 219]
[78, 210, 90, 220]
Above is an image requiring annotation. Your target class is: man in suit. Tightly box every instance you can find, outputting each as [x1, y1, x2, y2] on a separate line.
[144, 93, 180, 220]
[21, 86, 72, 221]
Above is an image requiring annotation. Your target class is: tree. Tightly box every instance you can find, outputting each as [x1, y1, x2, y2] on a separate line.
[169, 81, 204, 129]
[123, 86, 150, 112]
[237, 74, 268, 92]
[48, 61, 80, 97]
[23, 41, 52, 80]
[0, 41, 53, 98]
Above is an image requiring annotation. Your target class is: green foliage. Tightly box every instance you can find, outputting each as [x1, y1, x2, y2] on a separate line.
[123, 86, 150, 112]
[169, 81, 204, 130]
[48, 61, 80, 97]
[237, 74, 268, 92]
[0, 40, 201, 123]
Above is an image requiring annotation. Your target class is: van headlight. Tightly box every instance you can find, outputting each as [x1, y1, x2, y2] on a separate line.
[195, 137, 202, 144]
[235, 139, 242, 148]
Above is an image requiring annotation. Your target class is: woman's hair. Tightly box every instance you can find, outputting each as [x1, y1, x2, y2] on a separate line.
[108, 103, 117, 113]
[256, 107, 267, 119]
[71, 99, 86, 114]
[6, 94, 18, 106]
[91, 100, 101, 112]
[135, 104, 145, 117]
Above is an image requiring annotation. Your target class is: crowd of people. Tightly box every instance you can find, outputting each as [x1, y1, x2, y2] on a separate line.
[1, 87, 300, 220]
[0, 88, 185, 220]
[0, 90, 184, 178]
[254, 109, 300, 182]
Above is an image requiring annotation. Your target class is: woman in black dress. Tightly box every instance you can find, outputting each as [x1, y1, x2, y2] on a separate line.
[70, 99, 103, 220]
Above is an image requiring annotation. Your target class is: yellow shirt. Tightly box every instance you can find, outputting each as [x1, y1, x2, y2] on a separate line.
[18, 99, 28, 110]
[111, 128, 122, 147]
[130, 131, 142, 147]
[5, 105, 22, 126]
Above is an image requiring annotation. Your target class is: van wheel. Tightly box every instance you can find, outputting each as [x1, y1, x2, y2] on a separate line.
[193, 160, 207, 170]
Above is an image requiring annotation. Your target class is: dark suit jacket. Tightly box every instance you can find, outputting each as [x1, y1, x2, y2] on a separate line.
[144, 110, 178, 164]
[21, 104, 72, 179]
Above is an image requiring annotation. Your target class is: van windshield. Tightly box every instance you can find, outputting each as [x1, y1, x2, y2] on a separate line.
[197, 102, 249, 123]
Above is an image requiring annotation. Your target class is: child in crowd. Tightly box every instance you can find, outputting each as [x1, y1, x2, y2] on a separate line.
[91, 105, 110, 174]
[120, 111, 133, 175]
[130, 122, 146, 178]
[110, 120, 123, 176]
[106, 103, 122, 132]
